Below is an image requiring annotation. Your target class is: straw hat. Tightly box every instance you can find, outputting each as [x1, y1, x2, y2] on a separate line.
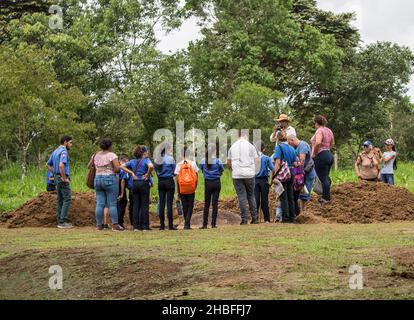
[275, 114, 290, 122]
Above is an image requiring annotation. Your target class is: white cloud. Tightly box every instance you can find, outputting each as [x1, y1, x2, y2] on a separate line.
[317, 0, 414, 100]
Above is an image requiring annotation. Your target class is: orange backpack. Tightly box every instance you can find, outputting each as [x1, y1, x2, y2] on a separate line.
[178, 160, 198, 195]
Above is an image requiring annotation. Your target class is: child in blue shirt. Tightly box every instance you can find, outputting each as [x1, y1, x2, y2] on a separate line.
[255, 141, 275, 223]
[199, 143, 225, 229]
[46, 170, 56, 192]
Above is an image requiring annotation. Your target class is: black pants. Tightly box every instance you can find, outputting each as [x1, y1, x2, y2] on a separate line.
[117, 190, 128, 226]
[280, 175, 295, 222]
[132, 180, 150, 230]
[293, 191, 301, 217]
[128, 189, 133, 226]
[180, 193, 195, 228]
[203, 179, 221, 227]
[255, 178, 270, 222]
[158, 177, 175, 228]
[314, 150, 334, 201]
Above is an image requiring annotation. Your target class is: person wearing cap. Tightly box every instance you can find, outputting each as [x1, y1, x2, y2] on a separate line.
[354, 140, 381, 182]
[381, 139, 397, 185]
[270, 114, 297, 143]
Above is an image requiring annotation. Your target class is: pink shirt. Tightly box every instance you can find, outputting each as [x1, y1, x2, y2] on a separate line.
[93, 152, 118, 175]
[311, 127, 334, 154]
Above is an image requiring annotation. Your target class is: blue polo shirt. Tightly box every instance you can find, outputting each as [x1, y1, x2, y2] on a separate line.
[46, 146, 70, 176]
[125, 157, 152, 182]
[296, 141, 311, 167]
[155, 155, 176, 179]
[274, 143, 297, 168]
[200, 158, 224, 180]
[256, 153, 275, 178]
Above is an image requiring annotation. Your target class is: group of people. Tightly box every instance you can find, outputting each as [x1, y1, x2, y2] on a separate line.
[354, 139, 397, 184]
[45, 113, 396, 231]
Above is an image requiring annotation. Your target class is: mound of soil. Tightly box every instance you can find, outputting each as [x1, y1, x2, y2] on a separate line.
[303, 181, 414, 224]
[3, 181, 414, 228]
[2, 192, 97, 228]
[191, 210, 242, 227]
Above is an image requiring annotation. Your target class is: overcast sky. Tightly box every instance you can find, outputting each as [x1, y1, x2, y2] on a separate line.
[157, 0, 414, 100]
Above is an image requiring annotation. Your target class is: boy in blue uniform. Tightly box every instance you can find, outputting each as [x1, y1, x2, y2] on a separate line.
[255, 141, 275, 223]
[46, 170, 56, 192]
[46, 136, 74, 229]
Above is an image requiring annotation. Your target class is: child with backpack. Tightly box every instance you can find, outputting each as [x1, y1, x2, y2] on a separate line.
[174, 146, 199, 230]
[381, 139, 397, 185]
[199, 143, 225, 229]
[46, 170, 56, 192]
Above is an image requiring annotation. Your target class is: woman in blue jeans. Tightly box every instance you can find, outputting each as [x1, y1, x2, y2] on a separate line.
[88, 138, 124, 231]
[311, 116, 335, 204]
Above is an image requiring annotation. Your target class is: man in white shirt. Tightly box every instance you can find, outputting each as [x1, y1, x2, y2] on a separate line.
[270, 114, 296, 143]
[227, 132, 261, 225]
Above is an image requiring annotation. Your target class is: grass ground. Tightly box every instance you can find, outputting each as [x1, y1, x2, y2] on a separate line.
[2, 162, 414, 214]
[0, 223, 413, 299]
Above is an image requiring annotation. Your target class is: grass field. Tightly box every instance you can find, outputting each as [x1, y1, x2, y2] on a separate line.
[1, 163, 414, 300]
[0, 223, 414, 299]
[1, 162, 414, 214]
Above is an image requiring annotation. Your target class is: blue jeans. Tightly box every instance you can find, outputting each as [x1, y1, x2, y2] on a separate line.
[314, 150, 334, 201]
[55, 175, 71, 225]
[381, 174, 394, 185]
[299, 168, 316, 201]
[94, 175, 119, 226]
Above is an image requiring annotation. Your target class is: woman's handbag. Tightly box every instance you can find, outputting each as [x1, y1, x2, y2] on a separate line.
[86, 153, 97, 189]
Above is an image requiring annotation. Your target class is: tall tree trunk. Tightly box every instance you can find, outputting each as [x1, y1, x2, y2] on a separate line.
[347, 141, 358, 163]
[334, 150, 338, 171]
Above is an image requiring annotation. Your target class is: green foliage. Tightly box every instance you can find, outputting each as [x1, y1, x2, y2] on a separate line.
[2, 163, 414, 215]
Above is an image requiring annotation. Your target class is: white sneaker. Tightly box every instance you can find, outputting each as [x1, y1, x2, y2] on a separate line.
[57, 223, 74, 229]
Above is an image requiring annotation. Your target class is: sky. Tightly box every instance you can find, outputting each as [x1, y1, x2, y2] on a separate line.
[156, 0, 414, 100]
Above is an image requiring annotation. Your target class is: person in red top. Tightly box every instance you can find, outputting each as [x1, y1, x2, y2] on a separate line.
[311, 115, 335, 204]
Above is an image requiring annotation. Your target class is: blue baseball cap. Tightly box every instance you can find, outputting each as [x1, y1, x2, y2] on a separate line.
[362, 140, 372, 147]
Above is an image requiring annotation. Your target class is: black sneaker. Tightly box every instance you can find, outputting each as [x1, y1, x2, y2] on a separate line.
[168, 226, 178, 230]
[103, 224, 110, 230]
[211, 225, 217, 229]
[251, 219, 259, 225]
[240, 221, 248, 225]
[199, 225, 208, 230]
[184, 226, 192, 230]
[159, 225, 165, 231]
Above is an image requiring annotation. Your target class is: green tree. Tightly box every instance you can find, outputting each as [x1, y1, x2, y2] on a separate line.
[0, 46, 94, 177]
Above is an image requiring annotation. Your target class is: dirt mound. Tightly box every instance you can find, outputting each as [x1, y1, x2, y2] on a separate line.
[2, 192, 97, 228]
[391, 248, 414, 279]
[304, 181, 414, 224]
[3, 181, 414, 228]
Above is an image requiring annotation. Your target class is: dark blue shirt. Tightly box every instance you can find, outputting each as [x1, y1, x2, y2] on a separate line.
[274, 143, 297, 168]
[125, 157, 152, 184]
[200, 158, 224, 180]
[256, 153, 275, 178]
[155, 155, 176, 179]
[46, 170, 55, 185]
[46, 146, 70, 176]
